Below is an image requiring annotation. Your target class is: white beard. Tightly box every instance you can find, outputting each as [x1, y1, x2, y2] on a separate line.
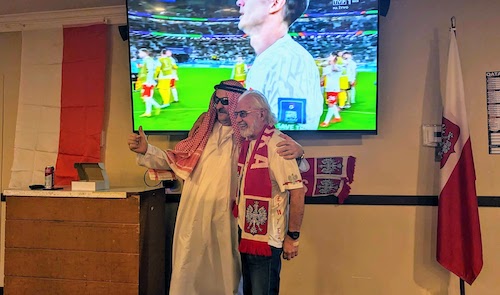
[239, 123, 258, 139]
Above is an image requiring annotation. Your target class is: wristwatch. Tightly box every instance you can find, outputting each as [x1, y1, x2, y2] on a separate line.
[295, 153, 305, 165]
[287, 231, 300, 240]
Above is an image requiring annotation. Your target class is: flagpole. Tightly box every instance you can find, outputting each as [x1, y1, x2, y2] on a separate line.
[455, 17, 464, 295]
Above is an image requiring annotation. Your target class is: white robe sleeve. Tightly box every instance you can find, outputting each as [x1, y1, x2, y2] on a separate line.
[136, 144, 171, 170]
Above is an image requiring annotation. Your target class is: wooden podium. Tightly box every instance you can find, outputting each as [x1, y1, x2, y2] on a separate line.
[3, 187, 167, 295]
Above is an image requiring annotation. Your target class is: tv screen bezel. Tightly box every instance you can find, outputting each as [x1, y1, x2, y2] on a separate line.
[125, 0, 380, 136]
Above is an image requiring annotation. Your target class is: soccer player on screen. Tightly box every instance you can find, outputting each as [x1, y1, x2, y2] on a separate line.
[315, 58, 325, 94]
[137, 48, 161, 117]
[336, 50, 349, 109]
[320, 53, 342, 127]
[343, 51, 357, 105]
[236, 0, 324, 130]
[156, 49, 178, 107]
[166, 49, 180, 103]
[231, 56, 248, 86]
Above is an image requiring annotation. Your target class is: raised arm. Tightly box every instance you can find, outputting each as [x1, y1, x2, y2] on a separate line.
[128, 126, 148, 155]
[128, 126, 171, 170]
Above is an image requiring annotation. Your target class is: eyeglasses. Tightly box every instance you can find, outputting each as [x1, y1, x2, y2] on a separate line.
[213, 96, 229, 106]
[234, 110, 259, 118]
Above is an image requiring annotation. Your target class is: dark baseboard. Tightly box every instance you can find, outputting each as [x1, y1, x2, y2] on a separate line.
[306, 195, 500, 207]
[164, 193, 500, 207]
[5, 192, 499, 207]
[306, 195, 439, 206]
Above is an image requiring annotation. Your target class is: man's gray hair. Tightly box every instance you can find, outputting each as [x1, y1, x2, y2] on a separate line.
[283, 0, 309, 26]
[239, 90, 277, 126]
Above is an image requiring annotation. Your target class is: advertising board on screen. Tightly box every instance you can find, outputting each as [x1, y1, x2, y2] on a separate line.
[127, 0, 378, 133]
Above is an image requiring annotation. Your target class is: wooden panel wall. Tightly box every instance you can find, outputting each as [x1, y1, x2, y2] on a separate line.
[4, 196, 141, 295]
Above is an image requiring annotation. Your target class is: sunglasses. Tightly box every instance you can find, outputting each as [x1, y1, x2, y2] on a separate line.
[213, 95, 229, 105]
[234, 110, 260, 118]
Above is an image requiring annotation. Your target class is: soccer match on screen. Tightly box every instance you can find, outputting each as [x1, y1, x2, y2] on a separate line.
[127, 0, 378, 132]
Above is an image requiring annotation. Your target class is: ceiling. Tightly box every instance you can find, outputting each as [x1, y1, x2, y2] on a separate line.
[0, 0, 125, 16]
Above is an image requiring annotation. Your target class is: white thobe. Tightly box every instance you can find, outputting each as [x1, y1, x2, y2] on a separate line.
[137, 122, 241, 295]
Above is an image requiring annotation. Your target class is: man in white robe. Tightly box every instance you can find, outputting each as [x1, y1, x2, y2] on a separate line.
[127, 80, 303, 295]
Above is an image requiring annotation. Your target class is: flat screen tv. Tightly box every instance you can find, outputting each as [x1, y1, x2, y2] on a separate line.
[126, 0, 378, 134]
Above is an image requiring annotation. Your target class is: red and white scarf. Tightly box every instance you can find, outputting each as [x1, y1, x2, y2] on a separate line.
[236, 125, 276, 257]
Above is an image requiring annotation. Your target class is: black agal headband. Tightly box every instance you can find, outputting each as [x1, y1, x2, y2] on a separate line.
[214, 82, 247, 94]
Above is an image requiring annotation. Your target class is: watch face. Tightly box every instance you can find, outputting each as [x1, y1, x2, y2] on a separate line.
[288, 231, 300, 240]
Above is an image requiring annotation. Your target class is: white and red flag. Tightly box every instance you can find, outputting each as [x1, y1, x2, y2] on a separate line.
[436, 28, 483, 285]
[9, 24, 108, 188]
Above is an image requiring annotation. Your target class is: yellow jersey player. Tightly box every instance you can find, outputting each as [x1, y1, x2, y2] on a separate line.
[166, 50, 180, 103]
[336, 51, 349, 108]
[231, 56, 248, 86]
[156, 49, 177, 107]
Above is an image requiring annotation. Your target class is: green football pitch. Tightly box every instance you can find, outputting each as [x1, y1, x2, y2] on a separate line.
[132, 67, 377, 132]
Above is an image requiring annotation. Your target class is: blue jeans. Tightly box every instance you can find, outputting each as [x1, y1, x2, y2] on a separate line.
[240, 246, 283, 295]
